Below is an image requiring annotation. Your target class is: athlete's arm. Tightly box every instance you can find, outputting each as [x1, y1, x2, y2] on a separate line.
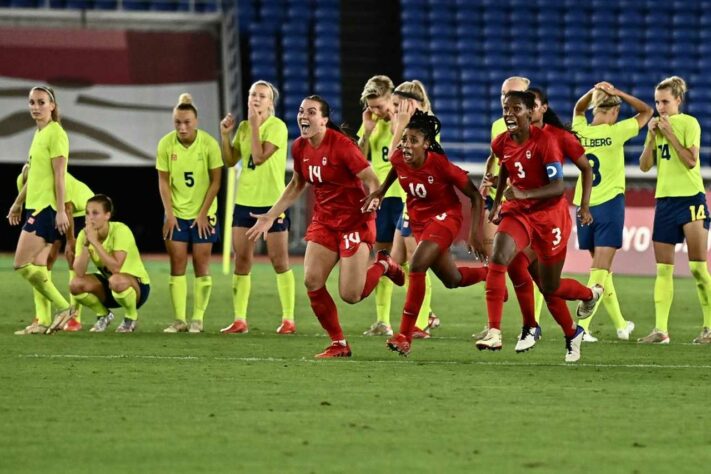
[65, 202, 77, 267]
[386, 99, 416, 159]
[220, 113, 241, 167]
[158, 170, 180, 240]
[191, 167, 222, 239]
[570, 155, 593, 225]
[490, 164, 509, 223]
[358, 109, 375, 157]
[52, 156, 69, 235]
[73, 240, 90, 276]
[658, 116, 698, 168]
[246, 171, 308, 241]
[357, 166, 381, 196]
[505, 162, 565, 201]
[639, 122, 658, 172]
[361, 167, 396, 213]
[7, 181, 27, 226]
[84, 226, 127, 274]
[574, 88, 594, 117]
[619, 90, 654, 129]
[456, 177, 486, 260]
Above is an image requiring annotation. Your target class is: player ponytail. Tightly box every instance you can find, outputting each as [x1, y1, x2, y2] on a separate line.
[87, 194, 114, 215]
[656, 76, 687, 103]
[394, 80, 433, 114]
[175, 93, 198, 117]
[30, 85, 60, 123]
[405, 109, 444, 154]
[590, 88, 622, 115]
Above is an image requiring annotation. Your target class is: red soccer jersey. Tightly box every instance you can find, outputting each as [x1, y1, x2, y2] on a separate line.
[292, 128, 373, 231]
[491, 125, 564, 212]
[542, 124, 584, 163]
[390, 149, 470, 227]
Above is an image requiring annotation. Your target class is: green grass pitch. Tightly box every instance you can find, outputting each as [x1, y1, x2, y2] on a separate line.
[1, 256, 709, 473]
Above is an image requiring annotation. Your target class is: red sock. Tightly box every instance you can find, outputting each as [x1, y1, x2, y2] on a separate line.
[457, 266, 488, 287]
[507, 253, 537, 328]
[552, 278, 593, 301]
[543, 294, 576, 337]
[361, 262, 386, 299]
[485, 262, 507, 330]
[400, 272, 426, 341]
[308, 287, 343, 341]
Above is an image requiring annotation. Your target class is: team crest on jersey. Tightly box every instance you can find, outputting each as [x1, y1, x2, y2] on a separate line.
[525, 150, 532, 160]
[171, 153, 178, 161]
[427, 176, 434, 184]
[322, 156, 328, 165]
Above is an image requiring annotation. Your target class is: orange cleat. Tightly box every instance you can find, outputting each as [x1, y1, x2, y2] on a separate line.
[315, 341, 352, 359]
[62, 316, 82, 332]
[276, 319, 296, 334]
[220, 319, 249, 334]
[386, 333, 411, 356]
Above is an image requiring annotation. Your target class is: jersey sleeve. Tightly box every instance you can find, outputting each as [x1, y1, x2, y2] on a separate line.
[75, 228, 86, 253]
[444, 155, 471, 189]
[341, 137, 371, 176]
[683, 116, 701, 149]
[156, 136, 169, 172]
[541, 132, 564, 165]
[48, 126, 69, 159]
[490, 133, 505, 160]
[232, 121, 247, 150]
[263, 118, 288, 149]
[113, 224, 136, 253]
[291, 140, 304, 177]
[614, 117, 641, 143]
[561, 131, 585, 161]
[206, 135, 224, 169]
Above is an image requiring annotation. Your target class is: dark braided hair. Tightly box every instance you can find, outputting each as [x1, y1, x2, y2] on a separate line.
[504, 90, 536, 110]
[404, 109, 445, 154]
[529, 87, 580, 142]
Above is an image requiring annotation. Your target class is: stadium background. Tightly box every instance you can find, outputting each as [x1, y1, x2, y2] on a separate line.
[1, 0, 710, 276]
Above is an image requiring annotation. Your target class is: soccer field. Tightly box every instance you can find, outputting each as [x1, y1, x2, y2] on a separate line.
[1, 256, 709, 473]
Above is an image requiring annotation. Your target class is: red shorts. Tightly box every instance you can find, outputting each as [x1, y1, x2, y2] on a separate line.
[305, 219, 376, 258]
[411, 212, 462, 251]
[498, 200, 571, 262]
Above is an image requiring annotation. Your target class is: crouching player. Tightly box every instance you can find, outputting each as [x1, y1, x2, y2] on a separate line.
[69, 195, 151, 333]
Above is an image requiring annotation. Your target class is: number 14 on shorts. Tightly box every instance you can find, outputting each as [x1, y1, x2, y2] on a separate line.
[690, 204, 707, 221]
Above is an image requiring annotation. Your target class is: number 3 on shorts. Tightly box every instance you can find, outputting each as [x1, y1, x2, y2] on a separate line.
[689, 204, 707, 221]
[343, 232, 361, 250]
[552, 227, 562, 246]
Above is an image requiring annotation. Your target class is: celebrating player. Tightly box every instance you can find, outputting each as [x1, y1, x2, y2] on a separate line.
[246, 95, 404, 358]
[220, 80, 295, 335]
[69, 195, 151, 333]
[158, 93, 223, 334]
[573, 82, 653, 342]
[639, 76, 711, 344]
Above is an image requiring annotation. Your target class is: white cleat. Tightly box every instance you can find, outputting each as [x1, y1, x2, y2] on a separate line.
[582, 332, 598, 343]
[638, 329, 670, 344]
[188, 320, 203, 333]
[472, 325, 489, 340]
[565, 326, 585, 362]
[90, 312, 115, 333]
[616, 321, 635, 341]
[576, 284, 603, 319]
[475, 328, 502, 351]
[363, 321, 393, 337]
[515, 326, 542, 353]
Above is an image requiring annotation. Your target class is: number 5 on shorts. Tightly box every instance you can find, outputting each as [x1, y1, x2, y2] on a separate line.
[689, 204, 707, 221]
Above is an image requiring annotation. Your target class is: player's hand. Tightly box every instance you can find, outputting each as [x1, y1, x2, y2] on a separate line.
[488, 203, 502, 225]
[467, 231, 488, 263]
[163, 215, 180, 241]
[6, 202, 22, 226]
[360, 190, 383, 213]
[503, 185, 527, 201]
[55, 210, 69, 235]
[85, 224, 99, 246]
[362, 108, 376, 134]
[657, 115, 673, 138]
[396, 99, 416, 126]
[65, 241, 76, 268]
[594, 81, 618, 96]
[648, 117, 659, 136]
[191, 213, 212, 240]
[220, 113, 236, 136]
[246, 213, 274, 241]
[247, 102, 263, 127]
[577, 206, 593, 226]
[480, 172, 497, 197]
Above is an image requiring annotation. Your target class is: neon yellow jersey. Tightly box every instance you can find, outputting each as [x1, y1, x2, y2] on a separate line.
[233, 116, 288, 206]
[489, 118, 506, 199]
[76, 221, 150, 284]
[653, 113, 704, 198]
[26, 121, 69, 212]
[156, 129, 223, 219]
[572, 116, 639, 206]
[358, 118, 405, 200]
[66, 173, 94, 217]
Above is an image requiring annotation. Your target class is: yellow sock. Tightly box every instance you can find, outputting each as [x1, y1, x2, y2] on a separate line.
[232, 273, 251, 320]
[375, 278, 393, 325]
[169, 275, 187, 322]
[74, 292, 109, 317]
[654, 264, 674, 333]
[578, 268, 609, 331]
[533, 285, 544, 323]
[68, 270, 82, 322]
[689, 261, 711, 328]
[16, 264, 69, 309]
[276, 269, 295, 320]
[602, 272, 627, 330]
[33, 288, 52, 326]
[415, 271, 433, 330]
[192, 276, 212, 321]
[112, 287, 138, 320]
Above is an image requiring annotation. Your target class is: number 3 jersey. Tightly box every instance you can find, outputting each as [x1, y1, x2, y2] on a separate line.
[389, 149, 470, 227]
[292, 128, 374, 231]
[491, 125, 564, 214]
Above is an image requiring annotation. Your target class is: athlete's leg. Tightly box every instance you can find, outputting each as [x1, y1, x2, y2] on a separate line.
[304, 242, 341, 341]
[685, 220, 711, 330]
[166, 240, 189, 323]
[266, 230, 295, 325]
[191, 242, 213, 322]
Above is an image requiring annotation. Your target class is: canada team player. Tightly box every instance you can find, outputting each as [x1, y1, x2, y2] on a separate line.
[247, 95, 404, 358]
[69, 195, 151, 332]
[572, 82, 653, 342]
[220, 80, 295, 335]
[639, 76, 711, 344]
[158, 93, 223, 334]
[363, 110, 488, 356]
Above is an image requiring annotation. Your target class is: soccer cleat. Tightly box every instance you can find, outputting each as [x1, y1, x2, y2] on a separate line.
[220, 319, 248, 334]
[46, 307, 76, 334]
[362, 321, 393, 336]
[412, 327, 431, 339]
[386, 333, 411, 356]
[163, 320, 188, 333]
[375, 250, 405, 286]
[637, 329, 670, 344]
[472, 325, 489, 340]
[565, 325, 585, 362]
[576, 284, 604, 319]
[14, 319, 48, 335]
[276, 319, 296, 334]
[90, 312, 115, 333]
[616, 320, 635, 341]
[515, 325, 542, 353]
[475, 328, 502, 351]
[62, 316, 82, 332]
[115, 319, 137, 333]
[582, 332, 598, 343]
[188, 320, 203, 333]
[426, 312, 441, 332]
[692, 327, 711, 344]
[315, 341, 352, 359]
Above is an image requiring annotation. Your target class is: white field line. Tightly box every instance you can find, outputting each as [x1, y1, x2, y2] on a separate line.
[13, 353, 711, 369]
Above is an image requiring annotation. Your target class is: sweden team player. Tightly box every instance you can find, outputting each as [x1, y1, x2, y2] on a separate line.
[158, 93, 223, 334]
[219, 81, 296, 335]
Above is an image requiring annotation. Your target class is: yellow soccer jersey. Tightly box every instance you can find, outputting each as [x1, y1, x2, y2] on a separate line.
[233, 116, 288, 207]
[653, 113, 704, 198]
[66, 173, 94, 217]
[358, 117, 405, 200]
[489, 118, 506, 199]
[572, 116, 639, 206]
[26, 121, 69, 212]
[156, 129, 223, 219]
[76, 221, 150, 284]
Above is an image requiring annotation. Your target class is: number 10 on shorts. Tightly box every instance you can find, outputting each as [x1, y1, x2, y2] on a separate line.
[343, 232, 361, 250]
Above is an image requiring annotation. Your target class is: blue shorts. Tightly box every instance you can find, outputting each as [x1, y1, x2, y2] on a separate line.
[169, 216, 220, 244]
[23, 207, 59, 243]
[232, 204, 290, 232]
[653, 192, 711, 245]
[96, 273, 150, 309]
[396, 212, 412, 238]
[577, 194, 625, 250]
[376, 197, 405, 242]
[485, 196, 494, 212]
